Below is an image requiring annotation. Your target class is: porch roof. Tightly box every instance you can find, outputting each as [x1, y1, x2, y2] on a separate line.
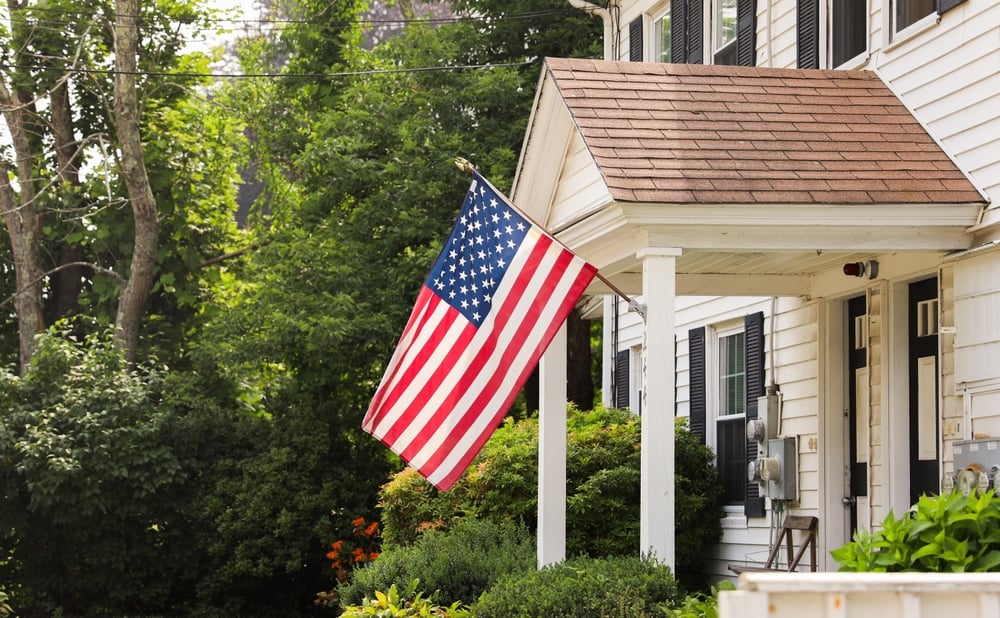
[511, 58, 987, 297]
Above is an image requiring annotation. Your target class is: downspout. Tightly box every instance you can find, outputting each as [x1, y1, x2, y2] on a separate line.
[568, 0, 619, 60]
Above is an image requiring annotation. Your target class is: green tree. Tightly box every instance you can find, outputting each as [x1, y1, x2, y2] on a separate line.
[0, 0, 244, 370]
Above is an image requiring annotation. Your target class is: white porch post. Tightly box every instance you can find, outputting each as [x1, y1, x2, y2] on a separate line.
[639, 248, 680, 568]
[537, 322, 568, 567]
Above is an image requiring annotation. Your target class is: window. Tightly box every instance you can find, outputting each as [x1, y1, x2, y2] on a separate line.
[717, 329, 747, 504]
[669, 0, 755, 66]
[797, 0, 867, 69]
[654, 4, 672, 63]
[713, 0, 739, 65]
[894, 0, 935, 33]
[689, 312, 766, 516]
[831, 0, 867, 66]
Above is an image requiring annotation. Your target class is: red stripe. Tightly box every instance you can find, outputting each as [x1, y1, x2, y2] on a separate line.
[413, 243, 577, 476]
[393, 235, 554, 464]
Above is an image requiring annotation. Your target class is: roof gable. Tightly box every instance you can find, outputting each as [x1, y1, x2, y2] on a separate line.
[543, 57, 984, 205]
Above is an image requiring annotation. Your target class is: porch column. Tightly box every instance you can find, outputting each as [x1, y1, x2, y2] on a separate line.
[639, 247, 681, 568]
[537, 322, 567, 567]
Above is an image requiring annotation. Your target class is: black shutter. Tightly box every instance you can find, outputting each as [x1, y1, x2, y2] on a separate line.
[736, 0, 757, 66]
[744, 311, 766, 517]
[629, 17, 644, 62]
[688, 327, 707, 443]
[671, 0, 686, 63]
[937, 0, 967, 15]
[796, 0, 820, 69]
[614, 349, 630, 409]
[687, 0, 704, 64]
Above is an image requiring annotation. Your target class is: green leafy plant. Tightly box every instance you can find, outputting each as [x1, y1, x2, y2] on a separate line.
[340, 580, 471, 617]
[337, 518, 533, 610]
[473, 554, 679, 618]
[832, 490, 1000, 572]
[663, 581, 735, 618]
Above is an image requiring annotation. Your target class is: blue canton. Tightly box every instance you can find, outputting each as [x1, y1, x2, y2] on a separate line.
[426, 177, 530, 325]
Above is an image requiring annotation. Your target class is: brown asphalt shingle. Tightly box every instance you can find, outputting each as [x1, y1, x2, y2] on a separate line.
[545, 57, 985, 205]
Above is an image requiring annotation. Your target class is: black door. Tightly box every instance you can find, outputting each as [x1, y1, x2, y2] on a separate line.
[909, 277, 940, 505]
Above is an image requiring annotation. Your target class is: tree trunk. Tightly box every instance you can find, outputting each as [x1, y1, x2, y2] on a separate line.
[112, 0, 159, 364]
[0, 79, 45, 374]
[49, 81, 87, 322]
[566, 308, 595, 411]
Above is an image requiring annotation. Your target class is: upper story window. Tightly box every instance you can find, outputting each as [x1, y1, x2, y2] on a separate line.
[713, 0, 739, 65]
[831, 0, 867, 66]
[666, 0, 755, 66]
[654, 4, 672, 63]
[894, 0, 935, 33]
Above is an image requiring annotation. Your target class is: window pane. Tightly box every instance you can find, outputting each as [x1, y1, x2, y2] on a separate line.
[715, 0, 737, 49]
[896, 0, 935, 31]
[719, 332, 746, 416]
[718, 416, 747, 504]
[655, 13, 672, 62]
[832, 0, 866, 66]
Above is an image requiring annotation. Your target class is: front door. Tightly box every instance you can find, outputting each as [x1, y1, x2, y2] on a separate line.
[909, 277, 940, 505]
[847, 295, 869, 532]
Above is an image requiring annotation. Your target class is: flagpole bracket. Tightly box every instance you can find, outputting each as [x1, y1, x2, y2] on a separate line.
[628, 299, 647, 321]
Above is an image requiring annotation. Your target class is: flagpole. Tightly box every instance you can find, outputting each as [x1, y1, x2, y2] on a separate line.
[454, 157, 647, 320]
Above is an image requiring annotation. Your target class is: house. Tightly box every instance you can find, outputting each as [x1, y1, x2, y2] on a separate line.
[511, 0, 1000, 578]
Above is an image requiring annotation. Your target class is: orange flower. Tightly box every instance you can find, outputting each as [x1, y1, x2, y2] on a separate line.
[368, 551, 380, 561]
[364, 521, 380, 537]
[352, 547, 366, 563]
[352, 516, 366, 529]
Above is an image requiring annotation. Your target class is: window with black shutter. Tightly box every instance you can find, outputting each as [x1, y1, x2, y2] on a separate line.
[671, 0, 754, 66]
[687, 312, 766, 516]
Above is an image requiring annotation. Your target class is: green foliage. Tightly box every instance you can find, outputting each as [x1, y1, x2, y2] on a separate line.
[379, 409, 722, 593]
[832, 491, 1000, 572]
[337, 518, 534, 610]
[0, 328, 185, 614]
[473, 554, 679, 618]
[339, 580, 472, 618]
[663, 581, 735, 618]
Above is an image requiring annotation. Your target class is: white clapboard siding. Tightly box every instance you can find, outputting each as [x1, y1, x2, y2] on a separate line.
[874, 0, 1000, 203]
[765, 0, 798, 68]
[548, 130, 612, 233]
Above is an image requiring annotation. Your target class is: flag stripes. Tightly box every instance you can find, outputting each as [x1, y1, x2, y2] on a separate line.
[362, 171, 597, 490]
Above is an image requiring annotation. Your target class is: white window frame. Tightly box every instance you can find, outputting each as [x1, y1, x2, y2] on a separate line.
[883, 0, 939, 49]
[711, 0, 738, 65]
[826, 0, 870, 69]
[707, 319, 748, 515]
[650, 1, 673, 63]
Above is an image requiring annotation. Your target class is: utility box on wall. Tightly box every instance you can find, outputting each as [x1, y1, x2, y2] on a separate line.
[765, 437, 797, 501]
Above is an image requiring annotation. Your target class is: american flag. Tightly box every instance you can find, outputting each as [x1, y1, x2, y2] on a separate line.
[362, 171, 597, 490]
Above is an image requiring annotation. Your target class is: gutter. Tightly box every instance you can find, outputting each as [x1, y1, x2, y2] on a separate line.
[568, 0, 618, 60]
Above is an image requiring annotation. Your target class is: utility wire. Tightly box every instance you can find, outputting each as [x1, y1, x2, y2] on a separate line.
[0, 60, 535, 80]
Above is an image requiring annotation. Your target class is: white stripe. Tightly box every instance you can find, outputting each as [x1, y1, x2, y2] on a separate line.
[407, 239, 588, 476]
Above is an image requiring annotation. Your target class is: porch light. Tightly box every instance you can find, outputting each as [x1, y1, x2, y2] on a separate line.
[843, 260, 879, 279]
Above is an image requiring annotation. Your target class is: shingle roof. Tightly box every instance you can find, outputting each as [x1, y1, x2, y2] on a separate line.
[545, 57, 985, 205]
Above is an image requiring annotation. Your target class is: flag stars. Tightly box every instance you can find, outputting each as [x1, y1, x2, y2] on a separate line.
[428, 178, 532, 326]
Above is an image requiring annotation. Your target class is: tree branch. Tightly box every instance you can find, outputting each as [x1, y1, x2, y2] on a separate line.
[0, 262, 126, 310]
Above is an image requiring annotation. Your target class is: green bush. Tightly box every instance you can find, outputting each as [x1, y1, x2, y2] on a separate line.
[378, 407, 723, 592]
[340, 580, 471, 617]
[832, 490, 1000, 572]
[473, 554, 679, 618]
[338, 518, 534, 610]
[664, 581, 734, 618]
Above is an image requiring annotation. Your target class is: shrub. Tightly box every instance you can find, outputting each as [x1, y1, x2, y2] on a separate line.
[378, 407, 723, 592]
[663, 581, 734, 618]
[473, 554, 679, 618]
[340, 580, 471, 617]
[832, 490, 1000, 572]
[337, 518, 534, 609]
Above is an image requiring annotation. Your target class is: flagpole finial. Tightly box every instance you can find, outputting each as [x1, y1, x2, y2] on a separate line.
[454, 157, 475, 175]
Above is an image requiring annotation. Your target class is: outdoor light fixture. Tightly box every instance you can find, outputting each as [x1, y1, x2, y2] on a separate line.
[843, 259, 879, 279]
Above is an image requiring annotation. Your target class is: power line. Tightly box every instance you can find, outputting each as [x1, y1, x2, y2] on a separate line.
[0, 60, 535, 80]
